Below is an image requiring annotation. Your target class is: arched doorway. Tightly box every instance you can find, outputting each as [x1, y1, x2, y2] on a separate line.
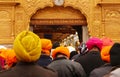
[30, 6, 88, 44]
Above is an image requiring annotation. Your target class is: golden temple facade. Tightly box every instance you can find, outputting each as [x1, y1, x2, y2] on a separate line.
[0, 0, 120, 44]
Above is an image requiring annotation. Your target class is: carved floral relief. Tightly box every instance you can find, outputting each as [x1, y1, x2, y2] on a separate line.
[102, 7, 120, 41]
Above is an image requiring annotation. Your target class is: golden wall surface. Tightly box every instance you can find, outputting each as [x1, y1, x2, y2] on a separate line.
[0, 0, 120, 44]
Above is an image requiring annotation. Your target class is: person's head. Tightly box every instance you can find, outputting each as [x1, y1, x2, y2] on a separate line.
[41, 39, 52, 56]
[101, 46, 112, 63]
[109, 43, 120, 66]
[86, 37, 103, 52]
[70, 51, 78, 59]
[13, 31, 42, 62]
[52, 46, 70, 59]
[101, 37, 114, 47]
[4, 49, 17, 69]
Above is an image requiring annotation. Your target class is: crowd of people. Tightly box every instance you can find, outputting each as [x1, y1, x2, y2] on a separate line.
[0, 30, 120, 77]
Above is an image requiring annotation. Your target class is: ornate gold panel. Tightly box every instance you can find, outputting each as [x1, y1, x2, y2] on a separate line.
[0, 0, 120, 44]
[0, 6, 14, 44]
[102, 5, 120, 42]
[31, 6, 87, 25]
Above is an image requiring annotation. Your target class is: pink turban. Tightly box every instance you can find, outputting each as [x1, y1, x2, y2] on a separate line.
[101, 37, 114, 47]
[86, 37, 103, 51]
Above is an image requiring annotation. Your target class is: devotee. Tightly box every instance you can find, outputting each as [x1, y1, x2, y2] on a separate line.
[103, 43, 120, 77]
[0, 31, 58, 77]
[74, 37, 105, 77]
[89, 46, 113, 77]
[0, 48, 17, 70]
[104, 66, 120, 77]
[89, 37, 114, 77]
[48, 46, 86, 77]
[71, 42, 88, 61]
[37, 38, 52, 66]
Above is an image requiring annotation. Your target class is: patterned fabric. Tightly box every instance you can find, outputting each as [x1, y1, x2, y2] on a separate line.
[13, 31, 41, 62]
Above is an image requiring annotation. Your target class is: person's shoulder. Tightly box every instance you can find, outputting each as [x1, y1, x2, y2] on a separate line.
[65, 59, 82, 67]
[41, 66, 58, 77]
[42, 66, 57, 73]
[0, 69, 13, 77]
[104, 66, 120, 77]
[110, 67, 120, 76]
[43, 66, 55, 71]
[112, 67, 120, 72]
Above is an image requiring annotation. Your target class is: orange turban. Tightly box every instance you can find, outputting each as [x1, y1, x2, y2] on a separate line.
[41, 39, 52, 56]
[0, 49, 17, 68]
[52, 46, 70, 59]
[101, 46, 112, 62]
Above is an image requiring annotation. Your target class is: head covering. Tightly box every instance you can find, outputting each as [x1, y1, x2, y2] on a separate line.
[101, 46, 112, 63]
[0, 49, 5, 69]
[41, 39, 52, 56]
[0, 49, 17, 69]
[52, 46, 70, 59]
[7, 49, 17, 67]
[101, 37, 114, 47]
[13, 31, 41, 62]
[110, 43, 120, 66]
[86, 37, 103, 51]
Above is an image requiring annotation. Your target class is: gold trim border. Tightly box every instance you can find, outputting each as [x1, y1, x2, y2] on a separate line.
[0, 1, 20, 6]
[31, 19, 87, 25]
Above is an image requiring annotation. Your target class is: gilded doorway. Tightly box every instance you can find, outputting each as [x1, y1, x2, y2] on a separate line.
[30, 6, 88, 43]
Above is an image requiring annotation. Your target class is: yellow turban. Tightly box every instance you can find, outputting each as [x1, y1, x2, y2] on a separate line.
[13, 31, 41, 62]
[41, 39, 52, 56]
